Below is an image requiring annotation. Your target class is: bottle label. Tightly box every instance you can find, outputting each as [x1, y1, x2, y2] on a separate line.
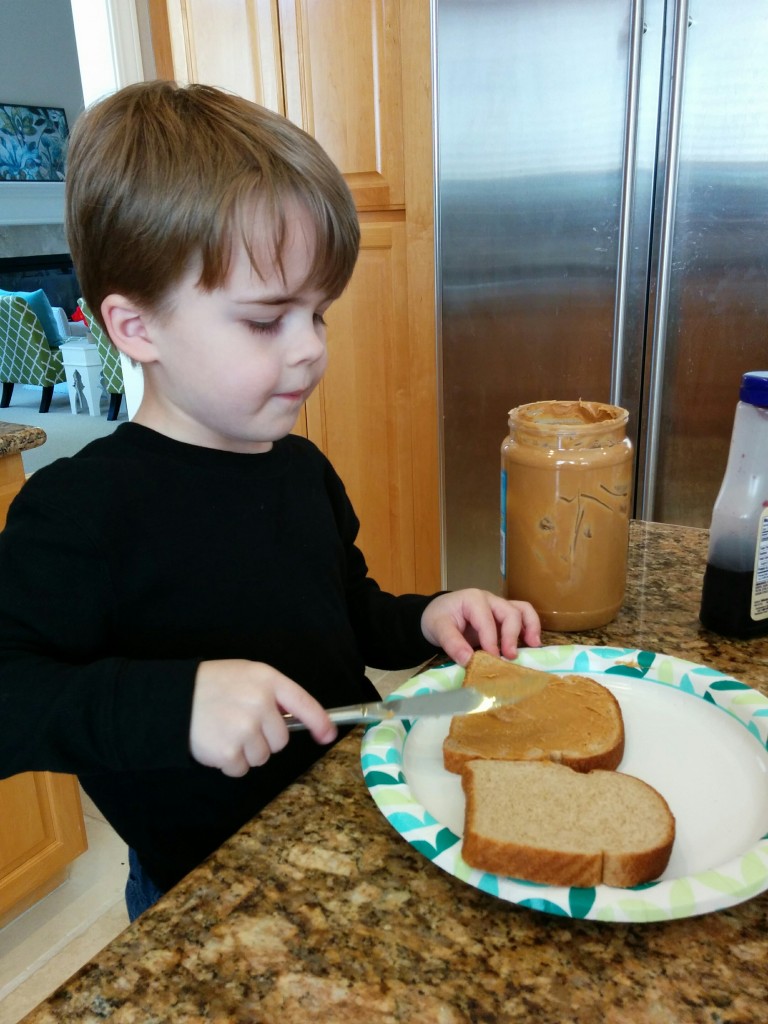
[752, 505, 768, 621]
[500, 468, 507, 582]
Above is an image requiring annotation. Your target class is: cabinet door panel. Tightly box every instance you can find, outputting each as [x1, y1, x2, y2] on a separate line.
[165, 0, 284, 111]
[278, 0, 404, 209]
[0, 773, 86, 922]
[0, 453, 25, 530]
[0, 773, 54, 872]
[306, 219, 414, 592]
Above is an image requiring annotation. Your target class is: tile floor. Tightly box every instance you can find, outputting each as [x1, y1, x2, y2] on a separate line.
[0, 664, 422, 1023]
[0, 794, 129, 1024]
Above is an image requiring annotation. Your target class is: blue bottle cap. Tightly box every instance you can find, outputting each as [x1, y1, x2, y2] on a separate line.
[739, 371, 768, 407]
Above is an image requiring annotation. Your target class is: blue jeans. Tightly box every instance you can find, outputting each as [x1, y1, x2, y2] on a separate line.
[125, 848, 165, 922]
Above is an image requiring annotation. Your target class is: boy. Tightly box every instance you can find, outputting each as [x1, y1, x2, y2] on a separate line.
[0, 82, 540, 920]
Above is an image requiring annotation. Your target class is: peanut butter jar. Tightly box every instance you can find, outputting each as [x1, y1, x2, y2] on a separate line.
[501, 400, 633, 631]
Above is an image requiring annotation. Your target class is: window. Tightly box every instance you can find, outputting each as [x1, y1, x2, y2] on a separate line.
[70, 0, 144, 107]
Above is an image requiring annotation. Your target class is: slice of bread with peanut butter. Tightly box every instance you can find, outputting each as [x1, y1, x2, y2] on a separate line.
[442, 650, 625, 775]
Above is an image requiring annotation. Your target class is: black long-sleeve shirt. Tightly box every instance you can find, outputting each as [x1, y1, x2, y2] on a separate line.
[0, 424, 439, 890]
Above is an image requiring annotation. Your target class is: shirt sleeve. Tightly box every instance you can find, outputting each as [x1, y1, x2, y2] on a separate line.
[0, 481, 198, 778]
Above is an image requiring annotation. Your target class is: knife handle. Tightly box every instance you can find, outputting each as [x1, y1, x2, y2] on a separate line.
[282, 707, 371, 731]
[283, 716, 308, 731]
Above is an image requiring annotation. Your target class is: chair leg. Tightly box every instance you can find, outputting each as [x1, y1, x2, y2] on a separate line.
[39, 385, 54, 413]
[107, 393, 123, 421]
[1, 383, 13, 408]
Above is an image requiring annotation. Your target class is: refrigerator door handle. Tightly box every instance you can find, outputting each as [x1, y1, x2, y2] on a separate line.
[640, 0, 691, 519]
[611, 0, 646, 409]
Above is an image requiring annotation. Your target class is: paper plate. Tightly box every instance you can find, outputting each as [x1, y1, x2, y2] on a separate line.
[361, 645, 768, 922]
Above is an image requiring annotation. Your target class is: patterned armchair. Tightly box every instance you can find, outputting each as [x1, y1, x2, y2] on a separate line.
[0, 295, 66, 413]
[77, 300, 125, 421]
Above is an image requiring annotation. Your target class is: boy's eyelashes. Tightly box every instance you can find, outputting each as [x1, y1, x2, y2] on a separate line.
[245, 319, 281, 335]
[244, 313, 328, 336]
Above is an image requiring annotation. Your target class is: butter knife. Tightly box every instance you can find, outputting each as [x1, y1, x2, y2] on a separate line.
[282, 675, 549, 731]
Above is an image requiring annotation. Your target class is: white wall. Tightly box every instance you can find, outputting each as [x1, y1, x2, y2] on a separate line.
[0, 0, 84, 134]
[0, 0, 84, 236]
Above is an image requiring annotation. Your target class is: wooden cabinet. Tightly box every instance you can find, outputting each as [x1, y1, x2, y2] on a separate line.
[277, 0, 405, 211]
[0, 451, 27, 530]
[307, 220, 414, 588]
[0, 773, 86, 927]
[0, 443, 87, 926]
[155, 0, 440, 594]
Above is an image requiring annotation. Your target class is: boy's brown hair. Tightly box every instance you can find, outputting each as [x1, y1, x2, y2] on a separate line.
[65, 81, 360, 326]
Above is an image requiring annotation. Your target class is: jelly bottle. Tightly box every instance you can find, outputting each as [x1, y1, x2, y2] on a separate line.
[699, 371, 768, 638]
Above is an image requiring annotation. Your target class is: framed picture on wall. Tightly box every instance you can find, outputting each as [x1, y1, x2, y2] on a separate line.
[0, 103, 69, 182]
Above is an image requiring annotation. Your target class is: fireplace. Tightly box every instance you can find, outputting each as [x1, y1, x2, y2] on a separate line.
[0, 252, 82, 317]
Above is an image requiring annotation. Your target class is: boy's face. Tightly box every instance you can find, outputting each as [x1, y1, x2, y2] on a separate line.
[134, 208, 331, 453]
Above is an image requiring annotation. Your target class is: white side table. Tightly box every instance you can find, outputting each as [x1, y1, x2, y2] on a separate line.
[61, 339, 103, 416]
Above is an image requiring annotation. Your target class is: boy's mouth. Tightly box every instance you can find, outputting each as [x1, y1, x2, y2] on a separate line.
[275, 389, 308, 403]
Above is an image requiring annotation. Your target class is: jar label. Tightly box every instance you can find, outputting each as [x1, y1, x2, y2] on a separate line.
[500, 468, 507, 582]
[752, 505, 768, 620]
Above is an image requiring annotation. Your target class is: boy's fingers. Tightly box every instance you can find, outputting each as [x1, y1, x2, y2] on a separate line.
[439, 636, 475, 667]
[276, 687, 337, 745]
[473, 610, 504, 656]
[220, 750, 250, 778]
[243, 731, 272, 768]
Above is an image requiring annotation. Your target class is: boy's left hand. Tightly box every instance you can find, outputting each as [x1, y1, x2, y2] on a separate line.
[421, 590, 541, 667]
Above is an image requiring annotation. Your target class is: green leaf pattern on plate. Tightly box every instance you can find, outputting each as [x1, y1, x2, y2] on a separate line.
[519, 898, 570, 917]
[569, 887, 597, 918]
[411, 827, 460, 861]
[372, 787, 418, 808]
[361, 645, 768, 923]
[388, 812, 435, 833]
[363, 770, 406, 787]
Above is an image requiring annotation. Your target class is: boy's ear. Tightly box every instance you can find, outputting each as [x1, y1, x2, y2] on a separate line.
[100, 294, 160, 365]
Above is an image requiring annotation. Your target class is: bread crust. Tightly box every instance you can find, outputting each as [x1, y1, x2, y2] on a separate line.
[461, 760, 675, 888]
[443, 652, 625, 775]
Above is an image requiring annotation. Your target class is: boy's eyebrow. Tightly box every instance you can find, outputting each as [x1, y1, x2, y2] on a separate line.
[232, 289, 330, 307]
[232, 294, 294, 306]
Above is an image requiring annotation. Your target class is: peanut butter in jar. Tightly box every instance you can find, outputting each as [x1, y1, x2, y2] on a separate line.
[501, 400, 633, 631]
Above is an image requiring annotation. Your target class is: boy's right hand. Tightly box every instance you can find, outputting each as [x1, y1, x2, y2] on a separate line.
[189, 660, 337, 777]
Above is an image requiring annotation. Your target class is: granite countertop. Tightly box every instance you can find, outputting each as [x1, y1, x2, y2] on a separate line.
[23, 521, 768, 1023]
[0, 421, 46, 457]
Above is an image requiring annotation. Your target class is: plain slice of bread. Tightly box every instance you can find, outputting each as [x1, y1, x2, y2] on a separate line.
[461, 760, 675, 888]
[443, 651, 624, 775]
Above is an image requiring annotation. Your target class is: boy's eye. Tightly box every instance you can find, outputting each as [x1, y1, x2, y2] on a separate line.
[245, 319, 281, 335]
[243, 311, 328, 334]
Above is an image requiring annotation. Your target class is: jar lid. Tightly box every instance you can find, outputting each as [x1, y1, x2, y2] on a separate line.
[739, 371, 768, 407]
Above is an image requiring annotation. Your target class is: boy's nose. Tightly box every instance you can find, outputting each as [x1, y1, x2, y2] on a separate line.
[290, 320, 326, 364]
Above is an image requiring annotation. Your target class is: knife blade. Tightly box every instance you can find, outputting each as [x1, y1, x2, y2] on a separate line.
[282, 673, 550, 731]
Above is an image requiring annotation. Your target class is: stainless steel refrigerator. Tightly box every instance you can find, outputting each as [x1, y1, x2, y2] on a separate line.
[434, 0, 768, 591]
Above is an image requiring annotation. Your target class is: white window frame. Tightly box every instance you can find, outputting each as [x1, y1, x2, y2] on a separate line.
[72, 0, 145, 106]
